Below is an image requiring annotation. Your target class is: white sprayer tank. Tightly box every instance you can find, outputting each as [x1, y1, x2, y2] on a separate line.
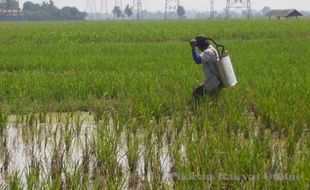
[217, 55, 237, 88]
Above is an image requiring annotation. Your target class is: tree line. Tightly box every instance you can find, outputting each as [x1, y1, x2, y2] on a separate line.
[0, 0, 86, 20]
[111, 4, 185, 19]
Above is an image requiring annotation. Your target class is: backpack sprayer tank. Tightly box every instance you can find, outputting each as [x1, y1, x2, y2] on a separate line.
[207, 38, 238, 88]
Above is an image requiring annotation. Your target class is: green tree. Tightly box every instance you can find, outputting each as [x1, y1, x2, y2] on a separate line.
[48, 0, 59, 19]
[22, 1, 40, 20]
[124, 4, 133, 18]
[177, 5, 185, 19]
[22, 1, 85, 20]
[112, 6, 122, 18]
[262, 6, 271, 16]
[0, 0, 19, 9]
[60, 7, 86, 20]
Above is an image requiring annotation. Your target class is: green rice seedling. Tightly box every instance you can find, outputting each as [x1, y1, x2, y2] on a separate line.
[125, 129, 140, 188]
[1, 137, 10, 180]
[61, 115, 74, 154]
[82, 132, 91, 177]
[63, 163, 90, 190]
[8, 172, 22, 190]
[73, 113, 85, 140]
[0, 110, 7, 138]
[25, 159, 41, 190]
[93, 120, 125, 189]
[48, 132, 65, 185]
[140, 123, 154, 178]
[146, 124, 169, 189]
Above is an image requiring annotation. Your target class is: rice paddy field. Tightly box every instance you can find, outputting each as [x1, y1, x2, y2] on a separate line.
[0, 19, 309, 189]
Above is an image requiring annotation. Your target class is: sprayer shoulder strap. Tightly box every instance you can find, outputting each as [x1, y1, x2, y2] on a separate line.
[209, 49, 224, 86]
[209, 48, 220, 62]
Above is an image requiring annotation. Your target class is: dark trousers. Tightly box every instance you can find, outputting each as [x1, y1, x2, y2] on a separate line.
[192, 84, 221, 101]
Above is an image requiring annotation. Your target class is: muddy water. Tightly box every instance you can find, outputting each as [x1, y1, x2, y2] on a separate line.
[0, 113, 173, 189]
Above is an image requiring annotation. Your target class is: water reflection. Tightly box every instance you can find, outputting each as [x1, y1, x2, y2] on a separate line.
[0, 112, 173, 189]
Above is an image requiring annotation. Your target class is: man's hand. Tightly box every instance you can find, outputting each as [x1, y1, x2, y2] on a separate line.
[189, 39, 197, 48]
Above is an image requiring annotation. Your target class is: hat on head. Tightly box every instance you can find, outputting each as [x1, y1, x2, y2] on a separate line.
[195, 35, 209, 49]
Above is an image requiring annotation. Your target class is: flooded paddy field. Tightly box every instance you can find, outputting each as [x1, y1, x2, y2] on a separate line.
[0, 112, 309, 189]
[0, 20, 309, 189]
[1, 112, 173, 189]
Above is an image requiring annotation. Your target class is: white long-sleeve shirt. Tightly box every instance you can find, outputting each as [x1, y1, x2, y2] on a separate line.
[200, 45, 221, 91]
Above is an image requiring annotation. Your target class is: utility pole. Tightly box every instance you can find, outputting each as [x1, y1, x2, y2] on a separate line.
[92, 0, 97, 13]
[246, 0, 252, 18]
[164, 0, 168, 20]
[133, 0, 142, 20]
[100, 0, 108, 16]
[114, 0, 123, 11]
[86, 0, 110, 20]
[225, 0, 252, 19]
[18, 0, 21, 20]
[210, 0, 214, 19]
[85, 0, 98, 19]
[164, 0, 179, 20]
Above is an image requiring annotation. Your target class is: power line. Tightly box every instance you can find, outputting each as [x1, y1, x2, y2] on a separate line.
[100, 0, 108, 15]
[85, 0, 109, 20]
[133, 0, 143, 20]
[164, 0, 180, 20]
[85, 0, 97, 13]
[225, 0, 252, 19]
[114, 0, 123, 11]
[83, 0, 252, 20]
[210, 0, 214, 19]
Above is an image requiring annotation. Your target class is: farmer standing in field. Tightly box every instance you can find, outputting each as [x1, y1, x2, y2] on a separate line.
[190, 36, 222, 100]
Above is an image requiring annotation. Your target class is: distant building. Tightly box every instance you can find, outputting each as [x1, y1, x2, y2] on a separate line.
[265, 9, 303, 20]
[0, 0, 20, 20]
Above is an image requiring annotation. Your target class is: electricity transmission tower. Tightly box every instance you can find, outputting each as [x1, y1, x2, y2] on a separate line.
[133, 0, 143, 20]
[114, 0, 123, 11]
[225, 0, 252, 19]
[100, 0, 109, 16]
[86, 0, 97, 13]
[86, 0, 109, 19]
[164, 0, 180, 20]
[210, 0, 214, 19]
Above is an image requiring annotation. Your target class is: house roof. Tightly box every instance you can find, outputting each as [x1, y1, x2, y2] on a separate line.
[265, 9, 303, 17]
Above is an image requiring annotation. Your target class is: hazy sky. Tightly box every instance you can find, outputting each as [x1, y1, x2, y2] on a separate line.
[19, 0, 310, 12]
